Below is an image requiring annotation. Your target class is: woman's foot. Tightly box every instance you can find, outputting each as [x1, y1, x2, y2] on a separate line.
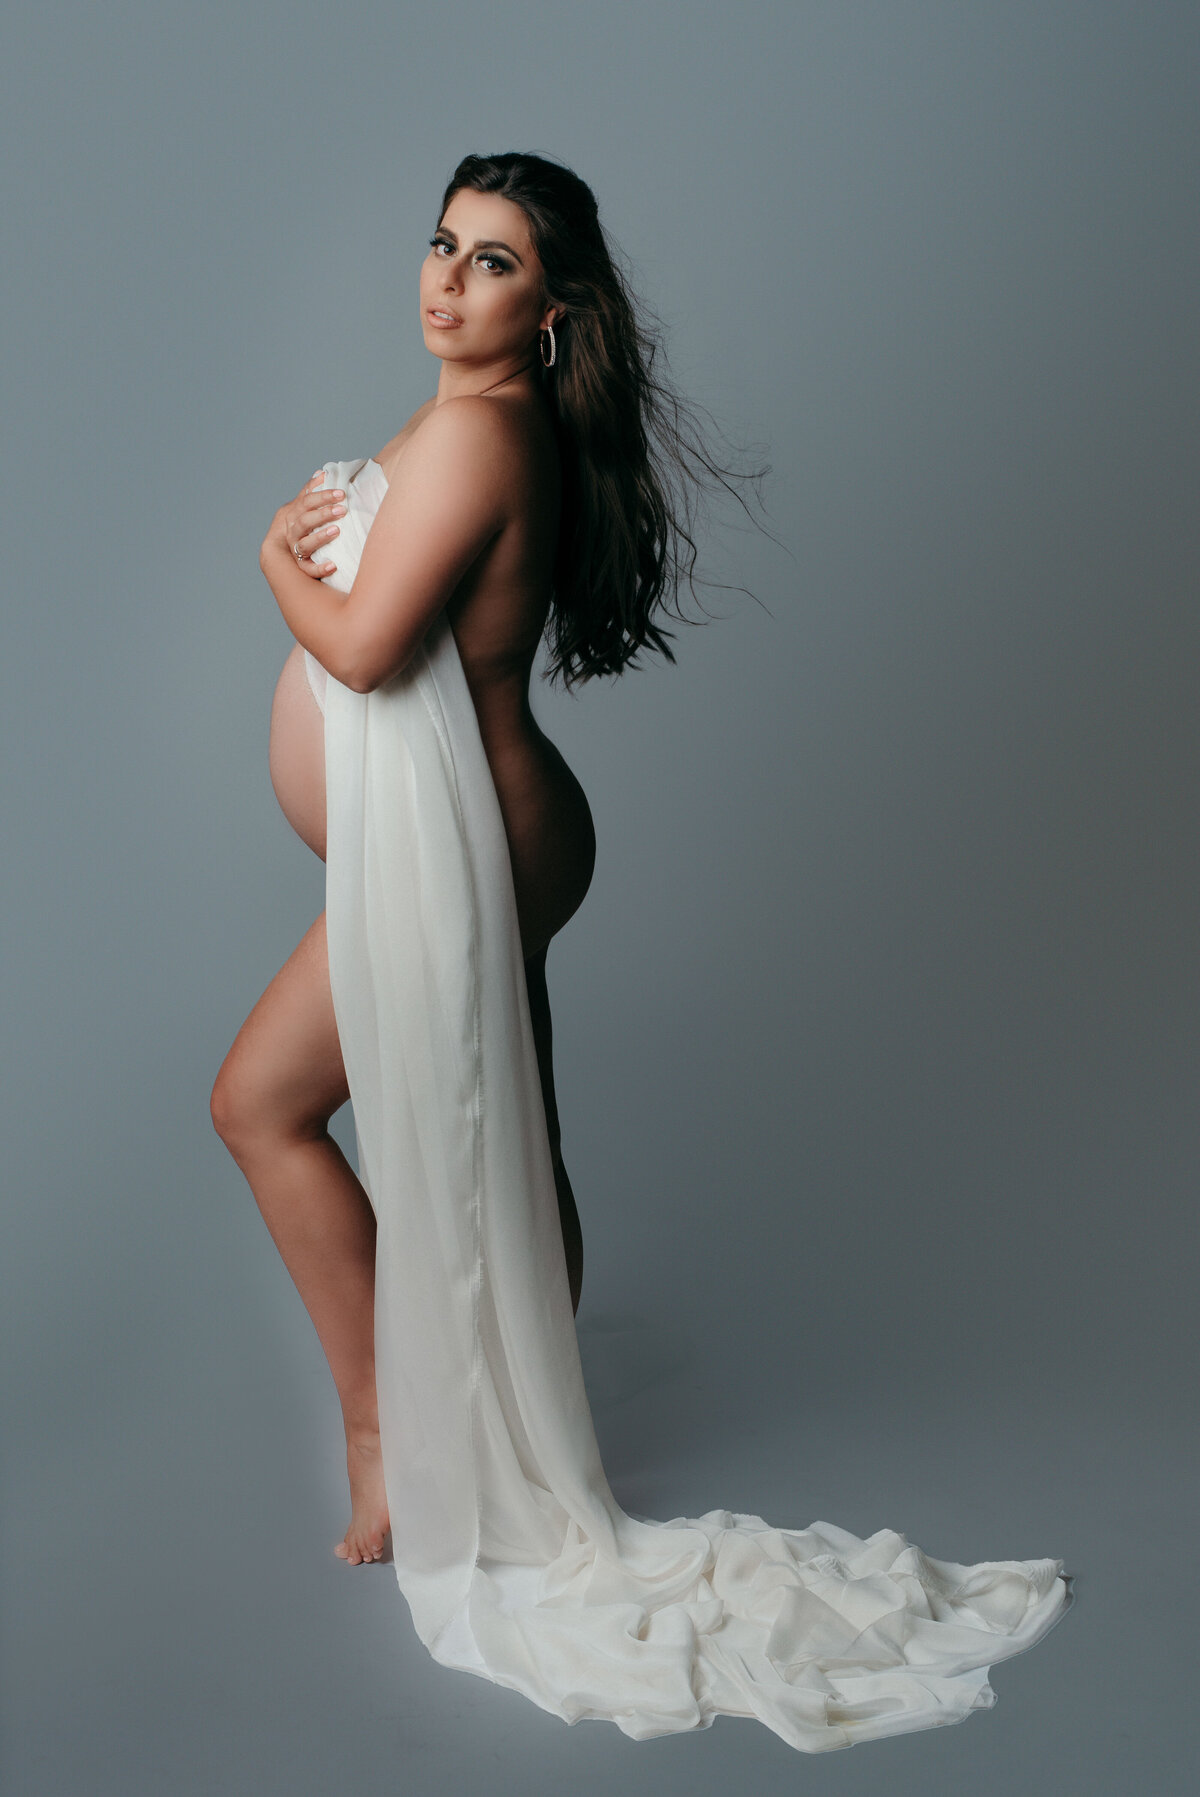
[333, 1430, 391, 1565]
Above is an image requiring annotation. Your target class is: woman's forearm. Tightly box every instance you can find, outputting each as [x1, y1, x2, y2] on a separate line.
[260, 533, 366, 690]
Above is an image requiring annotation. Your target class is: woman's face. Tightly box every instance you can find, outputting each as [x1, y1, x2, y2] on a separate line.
[420, 188, 558, 365]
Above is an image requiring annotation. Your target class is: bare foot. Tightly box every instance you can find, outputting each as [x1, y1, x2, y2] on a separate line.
[333, 1431, 391, 1565]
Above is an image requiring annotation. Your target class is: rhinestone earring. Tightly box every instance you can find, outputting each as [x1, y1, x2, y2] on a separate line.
[540, 322, 557, 368]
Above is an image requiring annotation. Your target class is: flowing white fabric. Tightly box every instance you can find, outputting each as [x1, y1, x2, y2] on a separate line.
[307, 456, 1074, 1751]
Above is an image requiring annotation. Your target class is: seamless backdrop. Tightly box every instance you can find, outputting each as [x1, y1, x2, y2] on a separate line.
[2, 4, 1197, 1794]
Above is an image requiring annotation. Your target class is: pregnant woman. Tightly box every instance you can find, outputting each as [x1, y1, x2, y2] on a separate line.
[210, 151, 1073, 1752]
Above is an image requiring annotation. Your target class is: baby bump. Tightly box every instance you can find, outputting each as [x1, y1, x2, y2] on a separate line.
[269, 642, 327, 859]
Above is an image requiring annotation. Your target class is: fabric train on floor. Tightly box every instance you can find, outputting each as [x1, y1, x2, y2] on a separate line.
[309, 455, 1073, 1751]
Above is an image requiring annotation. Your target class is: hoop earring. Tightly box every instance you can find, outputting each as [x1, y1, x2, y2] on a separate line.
[539, 322, 557, 368]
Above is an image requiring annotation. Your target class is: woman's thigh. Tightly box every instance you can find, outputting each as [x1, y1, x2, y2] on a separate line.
[211, 912, 349, 1145]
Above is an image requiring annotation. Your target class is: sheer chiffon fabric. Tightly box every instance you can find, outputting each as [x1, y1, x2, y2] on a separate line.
[307, 456, 1073, 1750]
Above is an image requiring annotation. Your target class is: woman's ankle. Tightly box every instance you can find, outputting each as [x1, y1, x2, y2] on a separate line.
[339, 1387, 380, 1443]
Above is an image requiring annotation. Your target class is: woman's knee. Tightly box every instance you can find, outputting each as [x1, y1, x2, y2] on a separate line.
[211, 919, 348, 1155]
[209, 1048, 261, 1156]
[209, 1041, 321, 1158]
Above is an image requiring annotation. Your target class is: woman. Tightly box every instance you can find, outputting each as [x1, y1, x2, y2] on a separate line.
[211, 152, 1072, 1751]
[213, 161, 598, 1572]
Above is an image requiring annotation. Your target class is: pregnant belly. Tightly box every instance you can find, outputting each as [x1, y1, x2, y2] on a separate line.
[266, 639, 596, 951]
[268, 642, 327, 860]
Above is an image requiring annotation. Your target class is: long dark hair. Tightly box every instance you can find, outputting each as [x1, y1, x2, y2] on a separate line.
[437, 151, 775, 690]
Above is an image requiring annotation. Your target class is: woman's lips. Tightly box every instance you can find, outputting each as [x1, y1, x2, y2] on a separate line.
[426, 308, 463, 329]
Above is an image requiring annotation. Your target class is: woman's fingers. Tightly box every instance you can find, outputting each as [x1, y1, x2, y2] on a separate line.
[293, 538, 337, 578]
[290, 520, 340, 576]
[279, 471, 346, 571]
[296, 550, 337, 579]
[299, 519, 341, 553]
[289, 472, 343, 517]
[290, 472, 326, 506]
[293, 483, 346, 531]
[301, 494, 346, 529]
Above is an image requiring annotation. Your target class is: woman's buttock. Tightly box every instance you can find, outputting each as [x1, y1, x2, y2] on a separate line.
[483, 730, 597, 957]
[269, 642, 327, 860]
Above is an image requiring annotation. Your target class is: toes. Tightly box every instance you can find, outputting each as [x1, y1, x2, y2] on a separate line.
[335, 1526, 390, 1566]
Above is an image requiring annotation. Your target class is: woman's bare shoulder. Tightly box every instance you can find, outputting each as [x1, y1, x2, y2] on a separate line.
[376, 390, 557, 504]
[411, 390, 552, 466]
[374, 397, 439, 481]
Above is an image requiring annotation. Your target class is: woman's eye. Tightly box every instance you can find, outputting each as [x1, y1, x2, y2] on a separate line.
[428, 237, 507, 273]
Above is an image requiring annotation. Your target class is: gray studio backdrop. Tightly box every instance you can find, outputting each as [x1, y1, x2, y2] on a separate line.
[3, 4, 1196, 1794]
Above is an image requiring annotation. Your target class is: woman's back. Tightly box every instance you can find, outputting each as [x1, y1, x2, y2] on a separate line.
[378, 390, 556, 707]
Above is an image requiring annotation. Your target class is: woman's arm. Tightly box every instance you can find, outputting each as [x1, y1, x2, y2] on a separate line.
[259, 513, 354, 680]
[260, 398, 511, 693]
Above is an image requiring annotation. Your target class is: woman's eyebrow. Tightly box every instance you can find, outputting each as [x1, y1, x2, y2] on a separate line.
[439, 230, 524, 266]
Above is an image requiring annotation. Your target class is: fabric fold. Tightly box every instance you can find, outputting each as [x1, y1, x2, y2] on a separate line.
[311, 455, 1073, 1751]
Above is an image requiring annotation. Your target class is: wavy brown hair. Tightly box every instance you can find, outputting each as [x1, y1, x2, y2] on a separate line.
[437, 151, 775, 690]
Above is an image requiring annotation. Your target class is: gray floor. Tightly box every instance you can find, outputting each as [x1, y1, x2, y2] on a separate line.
[4, 1241, 1191, 1795]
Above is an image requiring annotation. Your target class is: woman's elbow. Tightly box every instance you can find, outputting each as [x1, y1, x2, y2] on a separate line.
[337, 639, 415, 694]
[338, 662, 376, 695]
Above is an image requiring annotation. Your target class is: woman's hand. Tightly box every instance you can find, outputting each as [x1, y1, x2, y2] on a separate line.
[260, 471, 347, 578]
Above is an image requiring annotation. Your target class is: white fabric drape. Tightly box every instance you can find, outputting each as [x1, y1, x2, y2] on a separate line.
[309, 456, 1073, 1751]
